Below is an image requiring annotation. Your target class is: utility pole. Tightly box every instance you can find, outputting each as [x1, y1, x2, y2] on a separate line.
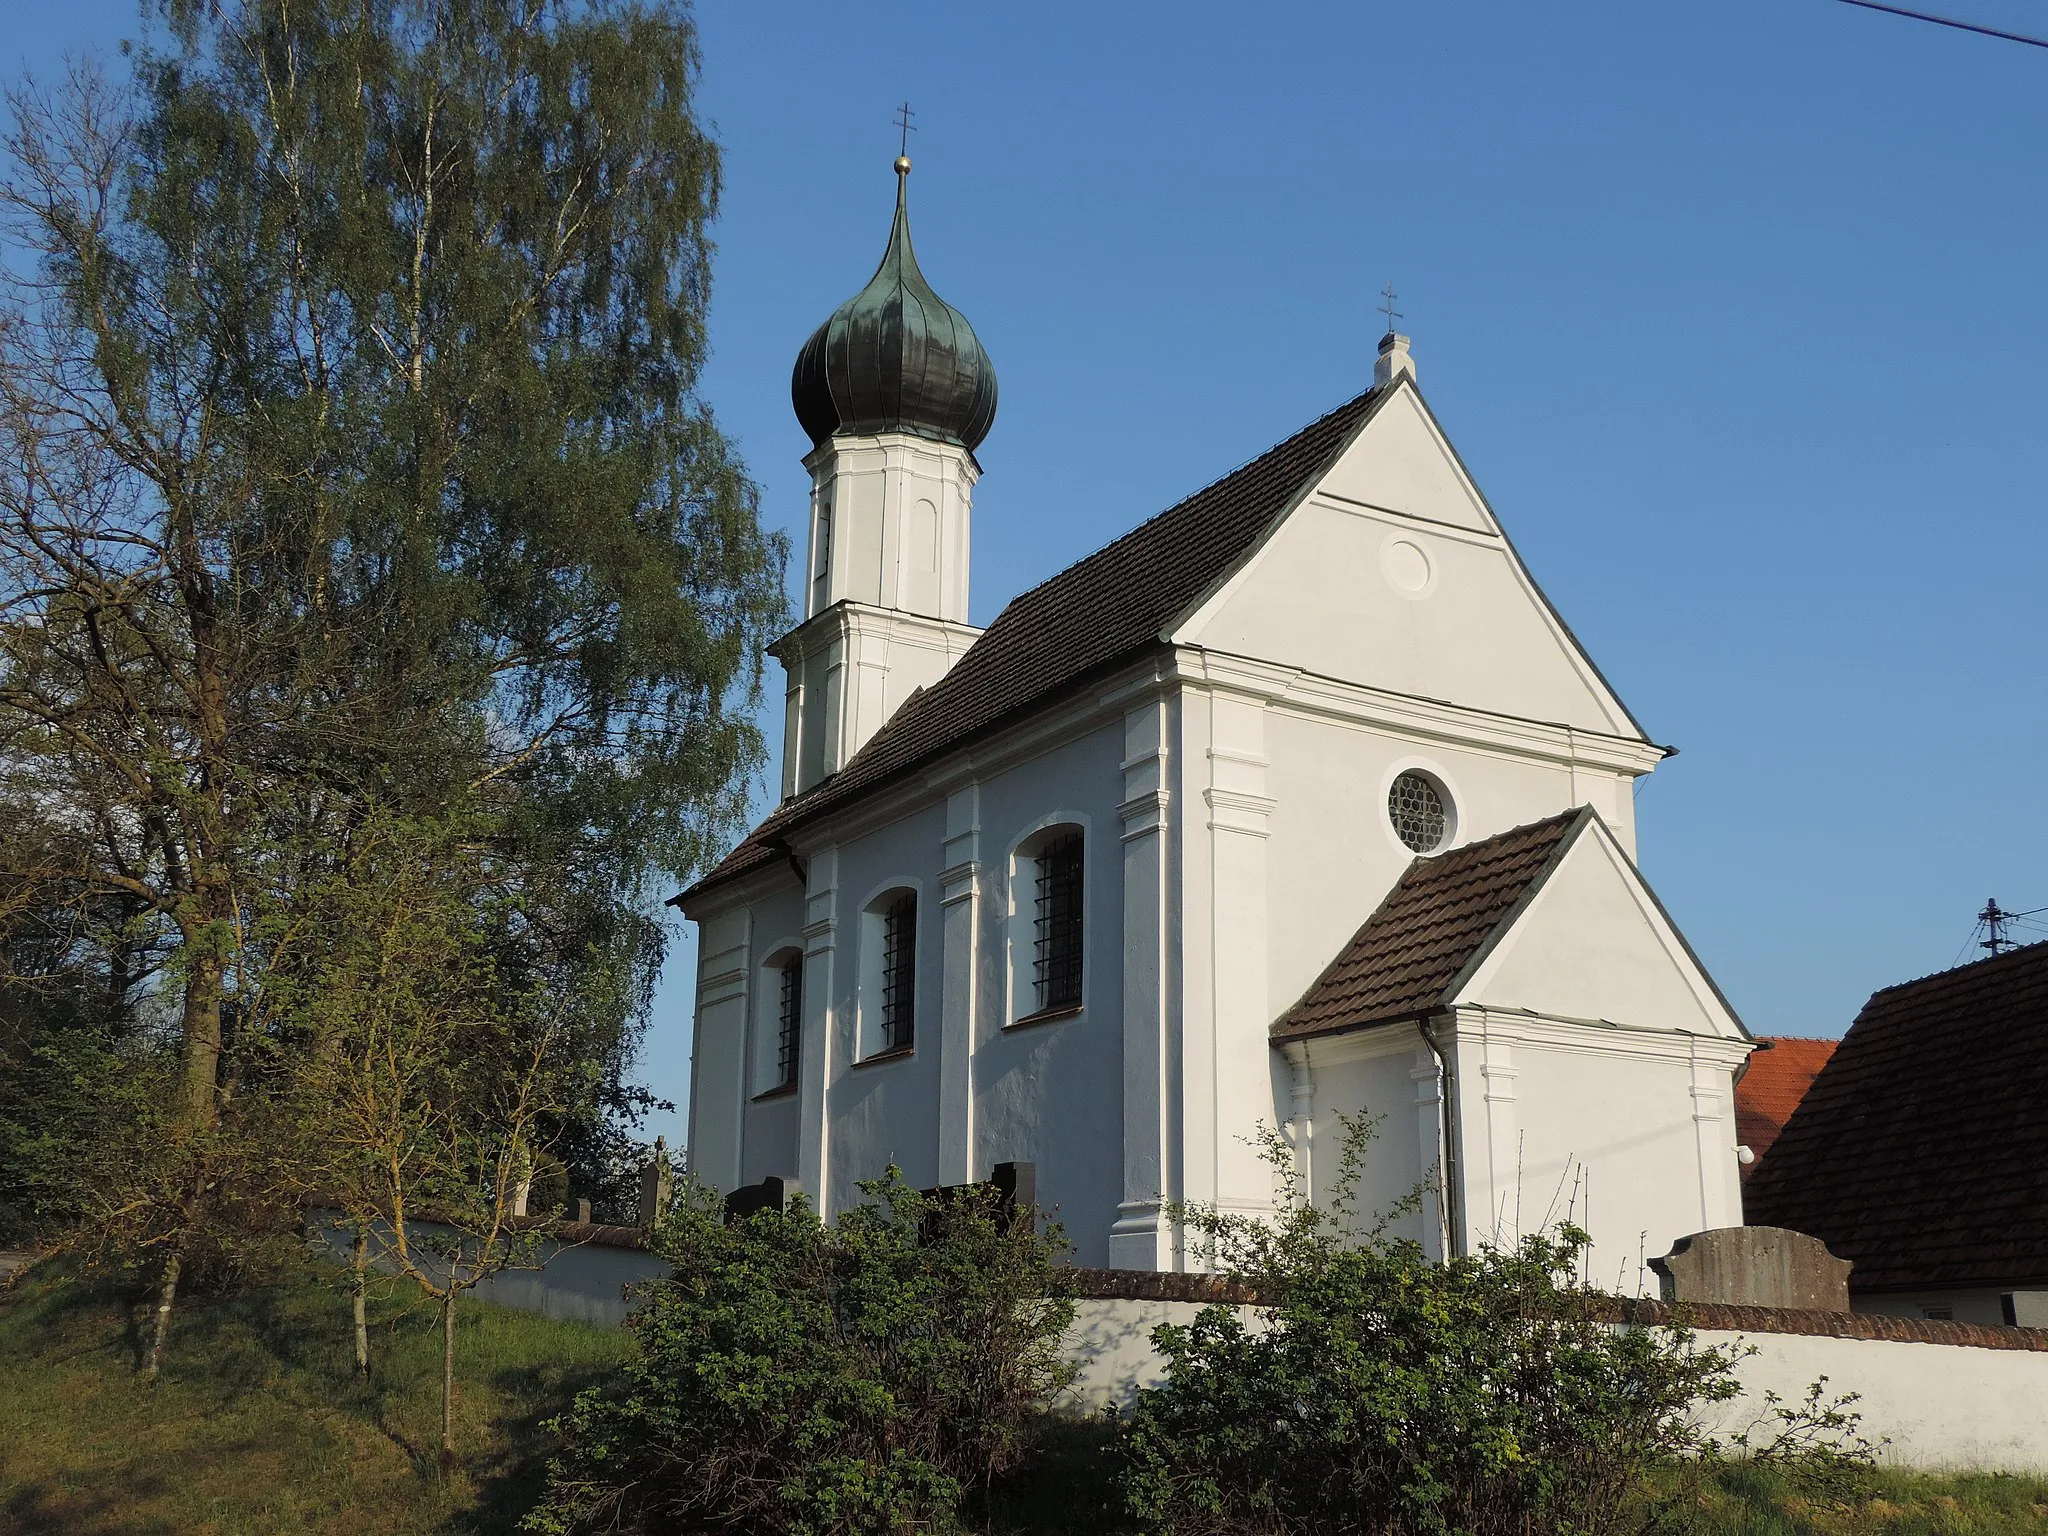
[1980, 897, 2012, 956]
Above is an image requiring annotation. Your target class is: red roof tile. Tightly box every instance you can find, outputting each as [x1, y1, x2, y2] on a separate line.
[1734, 1037, 1837, 1178]
[1270, 809, 1590, 1043]
[1744, 941, 2048, 1291]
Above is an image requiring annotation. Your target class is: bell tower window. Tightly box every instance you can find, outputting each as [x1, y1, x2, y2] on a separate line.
[811, 495, 832, 612]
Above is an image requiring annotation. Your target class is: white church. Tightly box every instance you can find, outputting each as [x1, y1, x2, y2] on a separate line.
[678, 154, 1753, 1277]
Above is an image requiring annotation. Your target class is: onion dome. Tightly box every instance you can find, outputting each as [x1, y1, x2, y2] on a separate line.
[792, 157, 997, 453]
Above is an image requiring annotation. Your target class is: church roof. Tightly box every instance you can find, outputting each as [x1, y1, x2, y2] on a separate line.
[1743, 941, 2048, 1292]
[1270, 807, 1592, 1044]
[1732, 1036, 1838, 1179]
[679, 383, 1391, 905]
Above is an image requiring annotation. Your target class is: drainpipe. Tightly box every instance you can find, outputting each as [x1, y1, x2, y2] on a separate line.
[1418, 1013, 1463, 1259]
[1281, 1041, 1314, 1198]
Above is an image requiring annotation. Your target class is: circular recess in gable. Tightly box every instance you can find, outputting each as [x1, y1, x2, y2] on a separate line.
[1380, 537, 1434, 597]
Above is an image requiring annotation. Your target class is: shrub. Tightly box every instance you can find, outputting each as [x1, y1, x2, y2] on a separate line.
[1115, 1118, 1746, 1536]
[525, 1169, 1076, 1535]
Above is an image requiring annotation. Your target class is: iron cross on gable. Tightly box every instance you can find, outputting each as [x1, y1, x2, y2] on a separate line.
[894, 101, 917, 157]
[1379, 281, 1403, 335]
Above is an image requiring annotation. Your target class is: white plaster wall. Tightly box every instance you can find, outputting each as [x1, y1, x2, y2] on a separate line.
[801, 721, 1131, 1261]
[1301, 1044, 1433, 1248]
[1501, 1043, 1726, 1292]
[1193, 501, 1626, 737]
[969, 724, 1128, 1265]
[1261, 707, 1623, 1020]
[312, 1218, 667, 1329]
[1465, 835, 1725, 1036]
[825, 799, 949, 1203]
[1183, 385, 1635, 744]
[1693, 1329, 2048, 1475]
[1061, 1299, 2048, 1475]
[738, 883, 808, 1188]
[688, 907, 753, 1193]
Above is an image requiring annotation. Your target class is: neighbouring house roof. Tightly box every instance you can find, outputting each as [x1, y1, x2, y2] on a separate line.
[1744, 940, 2048, 1292]
[1733, 1036, 1838, 1178]
[1270, 807, 1591, 1044]
[678, 383, 1392, 906]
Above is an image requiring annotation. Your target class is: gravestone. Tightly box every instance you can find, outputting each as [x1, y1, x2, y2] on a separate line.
[1650, 1226, 1852, 1311]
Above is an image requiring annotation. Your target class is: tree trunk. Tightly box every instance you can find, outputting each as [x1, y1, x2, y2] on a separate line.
[180, 944, 226, 1126]
[143, 1250, 182, 1381]
[439, 1288, 457, 1471]
[147, 941, 227, 1377]
[351, 1229, 371, 1379]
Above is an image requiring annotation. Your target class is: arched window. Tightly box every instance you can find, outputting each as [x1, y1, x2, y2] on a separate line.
[879, 892, 917, 1052]
[754, 947, 804, 1098]
[1011, 825, 1084, 1024]
[773, 953, 803, 1090]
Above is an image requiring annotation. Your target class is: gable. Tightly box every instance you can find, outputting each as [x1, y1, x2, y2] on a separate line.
[1311, 386, 1499, 533]
[1452, 821, 1743, 1039]
[1175, 381, 1643, 740]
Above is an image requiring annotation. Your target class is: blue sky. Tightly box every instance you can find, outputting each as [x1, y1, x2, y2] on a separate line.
[11, 2, 2047, 1147]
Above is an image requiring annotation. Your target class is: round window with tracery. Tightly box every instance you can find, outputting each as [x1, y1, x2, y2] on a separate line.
[1388, 771, 1449, 853]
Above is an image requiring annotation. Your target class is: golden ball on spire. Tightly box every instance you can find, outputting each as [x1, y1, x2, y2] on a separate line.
[894, 154, 912, 174]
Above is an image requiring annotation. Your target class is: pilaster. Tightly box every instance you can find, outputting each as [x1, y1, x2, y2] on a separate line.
[1688, 1038, 1738, 1232]
[688, 907, 753, 1193]
[796, 847, 839, 1214]
[1201, 689, 1279, 1233]
[1110, 697, 1175, 1269]
[938, 784, 982, 1186]
[1472, 1017, 1520, 1247]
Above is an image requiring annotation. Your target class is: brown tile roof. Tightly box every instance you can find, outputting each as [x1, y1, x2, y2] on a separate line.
[1744, 940, 2048, 1292]
[1734, 1036, 1838, 1178]
[1270, 808, 1592, 1043]
[679, 384, 1393, 904]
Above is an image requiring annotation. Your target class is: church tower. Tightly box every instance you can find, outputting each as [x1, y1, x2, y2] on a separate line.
[777, 154, 997, 798]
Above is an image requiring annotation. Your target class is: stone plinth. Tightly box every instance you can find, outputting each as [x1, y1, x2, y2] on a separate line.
[1650, 1226, 1852, 1311]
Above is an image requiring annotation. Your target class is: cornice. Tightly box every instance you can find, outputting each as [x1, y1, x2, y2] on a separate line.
[772, 602, 983, 666]
[1171, 648, 1667, 776]
[780, 654, 1175, 858]
[1452, 1007, 1754, 1067]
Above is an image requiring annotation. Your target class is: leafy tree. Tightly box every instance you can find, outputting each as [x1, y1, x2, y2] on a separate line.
[1116, 1118, 1748, 1536]
[0, 0, 782, 1365]
[527, 1173, 1078, 1536]
[280, 808, 579, 1465]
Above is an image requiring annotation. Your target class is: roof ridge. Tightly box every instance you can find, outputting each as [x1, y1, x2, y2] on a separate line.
[1864, 935, 2048, 999]
[982, 384, 1383, 620]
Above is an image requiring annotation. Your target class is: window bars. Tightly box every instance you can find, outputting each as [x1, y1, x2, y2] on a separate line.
[776, 954, 802, 1089]
[1388, 771, 1447, 854]
[880, 893, 917, 1051]
[1033, 832, 1084, 1013]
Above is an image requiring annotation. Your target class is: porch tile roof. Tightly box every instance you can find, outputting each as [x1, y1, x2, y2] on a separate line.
[1269, 807, 1591, 1044]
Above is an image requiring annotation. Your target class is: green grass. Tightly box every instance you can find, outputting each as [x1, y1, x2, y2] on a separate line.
[0, 1256, 631, 1535]
[1657, 1461, 2048, 1535]
[4, 1259, 2045, 1536]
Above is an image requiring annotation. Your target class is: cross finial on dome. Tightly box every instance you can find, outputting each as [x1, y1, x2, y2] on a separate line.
[1379, 281, 1402, 338]
[894, 101, 916, 175]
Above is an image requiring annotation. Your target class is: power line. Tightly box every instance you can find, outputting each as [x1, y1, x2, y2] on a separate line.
[1832, 0, 2048, 50]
